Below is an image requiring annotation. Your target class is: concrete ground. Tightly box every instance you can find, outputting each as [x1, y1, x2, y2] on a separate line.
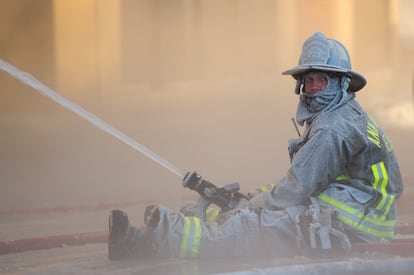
[1, 194, 414, 274]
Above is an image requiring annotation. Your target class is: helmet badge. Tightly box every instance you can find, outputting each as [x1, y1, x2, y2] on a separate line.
[301, 32, 331, 65]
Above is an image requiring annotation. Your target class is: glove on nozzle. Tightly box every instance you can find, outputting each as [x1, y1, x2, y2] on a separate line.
[248, 192, 268, 210]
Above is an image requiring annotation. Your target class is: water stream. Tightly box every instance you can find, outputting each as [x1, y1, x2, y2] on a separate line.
[0, 59, 185, 179]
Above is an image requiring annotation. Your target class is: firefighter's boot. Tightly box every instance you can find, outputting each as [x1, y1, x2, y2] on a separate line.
[108, 210, 151, 260]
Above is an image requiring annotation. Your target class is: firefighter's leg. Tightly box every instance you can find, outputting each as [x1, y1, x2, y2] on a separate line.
[108, 210, 153, 260]
[147, 204, 305, 258]
[179, 200, 220, 222]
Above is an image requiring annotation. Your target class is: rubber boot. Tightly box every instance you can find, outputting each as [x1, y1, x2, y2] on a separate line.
[108, 210, 151, 260]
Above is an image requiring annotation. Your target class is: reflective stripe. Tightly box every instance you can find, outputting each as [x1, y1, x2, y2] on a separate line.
[319, 193, 395, 239]
[336, 175, 350, 181]
[206, 207, 220, 222]
[260, 186, 269, 192]
[339, 214, 394, 239]
[179, 217, 191, 257]
[192, 218, 201, 257]
[179, 216, 202, 258]
[371, 162, 395, 219]
[372, 162, 388, 210]
[382, 194, 395, 219]
[319, 194, 395, 227]
[323, 160, 396, 240]
[319, 193, 356, 215]
[258, 183, 275, 193]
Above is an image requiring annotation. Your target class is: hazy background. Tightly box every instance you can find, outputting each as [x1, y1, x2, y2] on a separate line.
[1, 0, 413, 211]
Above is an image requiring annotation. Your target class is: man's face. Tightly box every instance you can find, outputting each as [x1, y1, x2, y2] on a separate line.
[302, 72, 328, 94]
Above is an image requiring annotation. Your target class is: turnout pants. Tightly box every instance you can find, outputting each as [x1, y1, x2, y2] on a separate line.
[146, 205, 306, 258]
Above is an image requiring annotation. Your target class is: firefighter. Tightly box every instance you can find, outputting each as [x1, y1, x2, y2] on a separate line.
[108, 32, 403, 260]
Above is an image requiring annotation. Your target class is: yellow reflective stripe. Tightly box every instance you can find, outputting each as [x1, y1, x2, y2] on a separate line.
[377, 162, 389, 209]
[372, 163, 380, 190]
[192, 217, 201, 257]
[362, 212, 395, 227]
[206, 207, 219, 222]
[336, 175, 350, 181]
[319, 193, 395, 227]
[319, 193, 395, 240]
[339, 214, 394, 239]
[382, 194, 395, 219]
[320, 160, 396, 240]
[179, 217, 191, 257]
[372, 162, 389, 210]
[180, 217, 202, 258]
[319, 193, 356, 215]
[260, 186, 268, 192]
[260, 183, 275, 193]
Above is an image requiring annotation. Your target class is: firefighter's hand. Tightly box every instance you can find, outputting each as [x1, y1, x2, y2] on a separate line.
[248, 192, 267, 210]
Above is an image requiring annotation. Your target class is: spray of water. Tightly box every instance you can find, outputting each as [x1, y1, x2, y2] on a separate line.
[0, 58, 185, 178]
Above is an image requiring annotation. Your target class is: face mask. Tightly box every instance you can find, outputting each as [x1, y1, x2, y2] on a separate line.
[300, 75, 341, 113]
[295, 75, 353, 126]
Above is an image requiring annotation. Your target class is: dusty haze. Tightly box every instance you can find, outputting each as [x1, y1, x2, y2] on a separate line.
[1, 1, 413, 214]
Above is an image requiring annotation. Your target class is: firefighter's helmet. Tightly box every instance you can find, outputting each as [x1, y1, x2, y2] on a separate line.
[282, 32, 366, 92]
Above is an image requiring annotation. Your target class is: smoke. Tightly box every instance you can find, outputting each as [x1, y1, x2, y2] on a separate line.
[1, 1, 413, 212]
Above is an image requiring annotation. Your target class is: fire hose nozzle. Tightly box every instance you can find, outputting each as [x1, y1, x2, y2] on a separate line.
[182, 170, 247, 211]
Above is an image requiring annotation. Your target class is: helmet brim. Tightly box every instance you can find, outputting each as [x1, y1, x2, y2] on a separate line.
[282, 64, 367, 92]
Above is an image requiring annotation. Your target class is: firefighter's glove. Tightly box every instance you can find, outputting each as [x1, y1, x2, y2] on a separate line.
[248, 192, 267, 210]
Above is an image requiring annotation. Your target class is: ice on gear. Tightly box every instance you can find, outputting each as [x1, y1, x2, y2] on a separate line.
[107, 31, 403, 261]
[282, 31, 366, 93]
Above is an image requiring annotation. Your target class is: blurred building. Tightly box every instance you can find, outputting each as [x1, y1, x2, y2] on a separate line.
[1, 0, 413, 114]
[0, 0, 413, 209]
